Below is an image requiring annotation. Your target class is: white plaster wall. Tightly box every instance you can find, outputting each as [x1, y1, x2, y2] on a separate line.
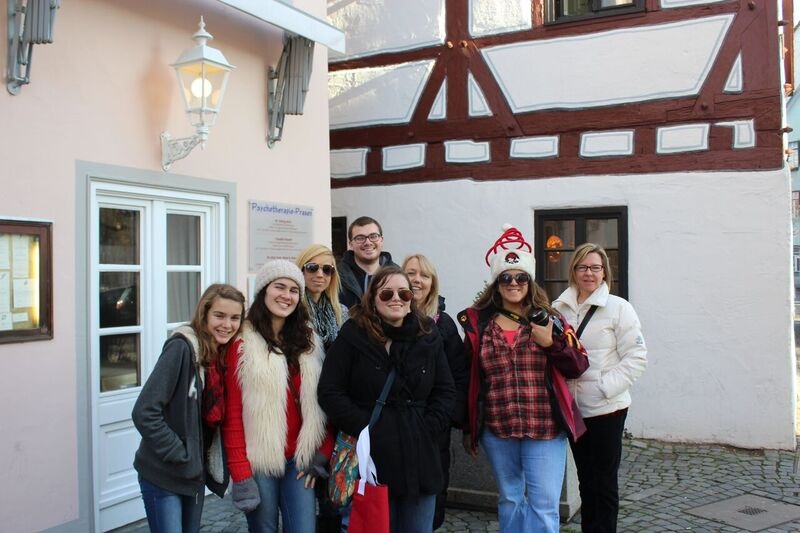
[332, 169, 796, 449]
[0, 0, 332, 530]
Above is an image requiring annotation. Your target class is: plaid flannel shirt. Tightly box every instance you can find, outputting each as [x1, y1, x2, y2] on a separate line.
[479, 320, 560, 440]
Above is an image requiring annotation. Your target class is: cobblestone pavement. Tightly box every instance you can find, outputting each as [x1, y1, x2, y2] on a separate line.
[114, 437, 800, 532]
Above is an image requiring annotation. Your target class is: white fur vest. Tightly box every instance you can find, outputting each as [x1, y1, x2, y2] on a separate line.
[236, 322, 327, 476]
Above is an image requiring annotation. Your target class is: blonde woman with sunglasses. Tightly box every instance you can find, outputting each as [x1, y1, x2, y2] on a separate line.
[318, 265, 456, 533]
[296, 245, 349, 351]
[295, 244, 348, 533]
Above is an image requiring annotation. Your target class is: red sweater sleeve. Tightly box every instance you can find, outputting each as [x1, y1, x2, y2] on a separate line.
[221, 339, 252, 482]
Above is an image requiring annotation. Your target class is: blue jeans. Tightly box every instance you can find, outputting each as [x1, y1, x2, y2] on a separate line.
[246, 459, 316, 533]
[139, 477, 203, 533]
[481, 431, 567, 533]
[389, 493, 436, 533]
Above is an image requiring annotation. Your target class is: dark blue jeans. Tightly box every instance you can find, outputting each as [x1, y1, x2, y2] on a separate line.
[139, 477, 203, 533]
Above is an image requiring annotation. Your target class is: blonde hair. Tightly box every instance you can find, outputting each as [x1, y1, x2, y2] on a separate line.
[567, 243, 613, 293]
[401, 254, 440, 318]
[295, 244, 345, 325]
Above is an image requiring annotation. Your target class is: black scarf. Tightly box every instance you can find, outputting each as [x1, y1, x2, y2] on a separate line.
[381, 313, 421, 390]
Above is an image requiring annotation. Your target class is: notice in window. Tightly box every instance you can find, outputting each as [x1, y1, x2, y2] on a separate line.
[0, 272, 9, 313]
[12, 235, 31, 278]
[248, 200, 314, 272]
[12, 278, 34, 309]
[0, 235, 9, 270]
[0, 313, 11, 331]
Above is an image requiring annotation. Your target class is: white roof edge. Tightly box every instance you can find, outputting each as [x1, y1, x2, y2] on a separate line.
[217, 0, 345, 53]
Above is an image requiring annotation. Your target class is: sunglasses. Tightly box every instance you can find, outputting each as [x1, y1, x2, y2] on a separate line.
[378, 288, 414, 302]
[498, 272, 531, 285]
[303, 262, 335, 276]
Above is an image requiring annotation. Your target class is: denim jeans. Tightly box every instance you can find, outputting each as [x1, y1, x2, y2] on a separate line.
[481, 431, 567, 533]
[389, 493, 436, 533]
[246, 459, 316, 533]
[139, 476, 203, 533]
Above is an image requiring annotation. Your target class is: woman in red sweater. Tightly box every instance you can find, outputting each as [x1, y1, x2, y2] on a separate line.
[222, 260, 333, 533]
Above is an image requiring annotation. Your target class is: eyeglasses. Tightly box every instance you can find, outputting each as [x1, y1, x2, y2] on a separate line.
[498, 272, 531, 285]
[378, 288, 414, 302]
[575, 265, 603, 273]
[303, 262, 335, 276]
[351, 232, 382, 244]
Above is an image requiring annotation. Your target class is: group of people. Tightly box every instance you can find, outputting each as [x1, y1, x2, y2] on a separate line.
[132, 215, 647, 533]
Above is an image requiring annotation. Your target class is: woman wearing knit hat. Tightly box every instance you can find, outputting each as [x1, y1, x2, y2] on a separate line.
[221, 259, 333, 533]
[458, 226, 589, 533]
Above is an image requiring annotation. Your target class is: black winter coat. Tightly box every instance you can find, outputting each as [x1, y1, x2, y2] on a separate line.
[318, 319, 456, 498]
[435, 296, 468, 426]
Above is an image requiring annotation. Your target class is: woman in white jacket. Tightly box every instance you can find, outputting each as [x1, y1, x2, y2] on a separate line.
[553, 243, 647, 533]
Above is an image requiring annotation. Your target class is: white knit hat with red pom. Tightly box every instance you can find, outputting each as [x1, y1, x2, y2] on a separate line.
[486, 224, 536, 282]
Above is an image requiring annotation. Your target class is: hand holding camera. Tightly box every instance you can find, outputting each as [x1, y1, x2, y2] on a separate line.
[528, 308, 565, 337]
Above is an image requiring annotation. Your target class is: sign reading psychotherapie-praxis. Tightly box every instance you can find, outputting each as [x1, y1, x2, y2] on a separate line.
[248, 200, 313, 271]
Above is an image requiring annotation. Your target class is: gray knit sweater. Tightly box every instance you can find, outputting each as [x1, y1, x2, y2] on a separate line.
[132, 330, 204, 496]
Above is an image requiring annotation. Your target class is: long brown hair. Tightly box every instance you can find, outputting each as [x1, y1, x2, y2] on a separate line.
[473, 276, 557, 316]
[190, 283, 246, 368]
[246, 281, 314, 369]
[350, 265, 431, 344]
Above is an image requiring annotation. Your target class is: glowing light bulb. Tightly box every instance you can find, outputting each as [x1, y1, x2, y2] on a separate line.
[190, 77, 213, 98]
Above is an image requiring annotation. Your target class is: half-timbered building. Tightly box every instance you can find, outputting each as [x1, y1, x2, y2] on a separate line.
[328, 0, 796, 449]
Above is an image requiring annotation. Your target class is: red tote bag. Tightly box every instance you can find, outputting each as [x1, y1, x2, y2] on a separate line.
[348, 480, 389, 533]
[347, 426, 390, 533]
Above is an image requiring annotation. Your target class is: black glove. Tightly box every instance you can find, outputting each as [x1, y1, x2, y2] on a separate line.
[308, 451, 331, 480]
[232, 477, 260, 512]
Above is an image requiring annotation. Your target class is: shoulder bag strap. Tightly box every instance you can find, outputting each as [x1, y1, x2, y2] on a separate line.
[575, 305, 599, 339]
[367, 367, 396, 431]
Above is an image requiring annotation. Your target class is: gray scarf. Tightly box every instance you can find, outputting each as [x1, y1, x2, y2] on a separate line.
[307, 293, 340, 350]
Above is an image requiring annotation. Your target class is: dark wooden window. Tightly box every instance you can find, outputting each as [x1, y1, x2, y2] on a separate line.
[545, 0, 644, 24]
[534, 207, 628, 301]
[0, 219, 53, 343]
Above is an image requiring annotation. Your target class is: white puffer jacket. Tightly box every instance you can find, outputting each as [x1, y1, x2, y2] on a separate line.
[553, 282, 647, 418]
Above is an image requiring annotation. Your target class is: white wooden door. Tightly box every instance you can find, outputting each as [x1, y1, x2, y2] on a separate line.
[90, 182, 226, 531]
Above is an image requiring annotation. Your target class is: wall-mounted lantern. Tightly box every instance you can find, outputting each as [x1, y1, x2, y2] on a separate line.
[161, 17, 234, 171]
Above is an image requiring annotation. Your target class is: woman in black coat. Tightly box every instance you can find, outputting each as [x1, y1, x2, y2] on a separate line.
[318, 265, 456, 533]
[402, 254, 468, 530]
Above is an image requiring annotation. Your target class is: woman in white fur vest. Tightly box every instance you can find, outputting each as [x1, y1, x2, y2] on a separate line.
[222, 260, 333, 533]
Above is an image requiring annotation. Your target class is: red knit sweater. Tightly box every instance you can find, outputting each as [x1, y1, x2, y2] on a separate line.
[222, 338, 334, 482]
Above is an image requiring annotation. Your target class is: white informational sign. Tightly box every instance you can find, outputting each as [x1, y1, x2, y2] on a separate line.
[248, 200, 314, 272]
